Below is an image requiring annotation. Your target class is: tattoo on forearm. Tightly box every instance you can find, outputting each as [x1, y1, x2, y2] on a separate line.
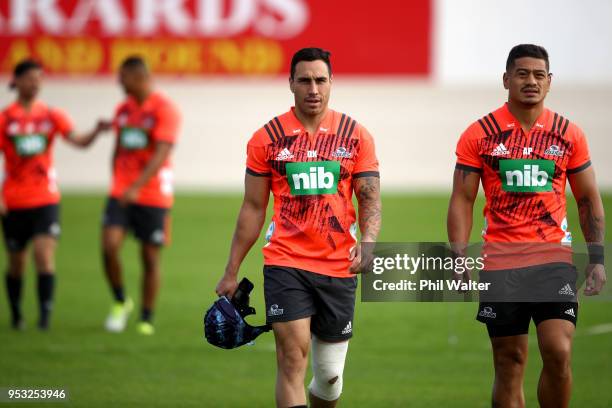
[577, 196, 605, 243]
[354, 177, 382, 241]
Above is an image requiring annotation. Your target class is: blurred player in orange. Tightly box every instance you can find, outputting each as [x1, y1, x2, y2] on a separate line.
[215, 48, 381, 408]
[1, 59, 110, 330]
[448, 45, 606, 407]
[101, 56, 180, 336]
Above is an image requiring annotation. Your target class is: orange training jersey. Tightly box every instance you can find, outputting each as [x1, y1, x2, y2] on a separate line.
[111, 92, 180, 208]
[0, 101, 74, 209]
[456, 103, 591, 245]
[247, 108, 379, 278]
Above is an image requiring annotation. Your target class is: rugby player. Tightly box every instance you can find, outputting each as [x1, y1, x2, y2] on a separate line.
[447, 44, 606, 407]
[215, 48, 381, 408]
[1, 59, 109, 330]
[101, 56, 180, 336]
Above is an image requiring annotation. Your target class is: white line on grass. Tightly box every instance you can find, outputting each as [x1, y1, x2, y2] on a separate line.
[582, 323, 612, 336]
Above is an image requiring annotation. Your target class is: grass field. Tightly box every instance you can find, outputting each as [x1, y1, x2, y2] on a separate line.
[0, 193, 611, 407]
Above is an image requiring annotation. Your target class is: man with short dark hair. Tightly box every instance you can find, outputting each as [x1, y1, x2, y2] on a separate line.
[1, 59, 109, 330]
[447, 44, 606, 407]
[215, 47, 381, 408]
[101, 55, 180, 336]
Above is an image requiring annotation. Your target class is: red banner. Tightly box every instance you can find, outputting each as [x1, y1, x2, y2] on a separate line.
[0, 0, 431, 76]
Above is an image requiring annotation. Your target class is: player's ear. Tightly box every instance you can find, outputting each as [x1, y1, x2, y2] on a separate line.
[289, 77, 295, 94]
[502, 72, 509, 90]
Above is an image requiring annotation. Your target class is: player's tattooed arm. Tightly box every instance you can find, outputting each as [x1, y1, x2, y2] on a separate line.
[569, 166, 606, 295]
[577, 196, 606, 243]
[447, 168, 480, 256]
[569, 167, 605, 244]
[353, 176, 381, 243]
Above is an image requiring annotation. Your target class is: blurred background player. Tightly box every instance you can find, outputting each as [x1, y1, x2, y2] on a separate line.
[447, 44, 606, 407]
[0, 59, 110, 330]
[102, 56, 180, 336]
[215, 48, 381, 408]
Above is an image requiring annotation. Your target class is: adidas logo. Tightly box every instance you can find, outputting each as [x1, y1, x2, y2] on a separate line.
[491, 143, 510, 156]
[564, 308, 575, 318]
[276, 148, 294, 161]
[341, 321, 352, 335]
[558, 284, 575, 297]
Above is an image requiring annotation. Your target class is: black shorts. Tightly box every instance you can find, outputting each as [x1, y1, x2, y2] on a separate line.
[1, 204, 60, 252]
[477, 301, 578, 337]
[102, 198, 170, 245]
[477, 262, 579, 337]
[263, 265, 358, 342]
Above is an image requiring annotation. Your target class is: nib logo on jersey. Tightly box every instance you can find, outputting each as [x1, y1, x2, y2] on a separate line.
[14, 134, 47, 156]
[286, 161, 340, 196]
[120, 127, 149, 150]
[499, 159, 554, 193]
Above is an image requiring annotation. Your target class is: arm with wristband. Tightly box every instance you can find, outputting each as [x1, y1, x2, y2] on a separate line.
[567, 128, 606, 296]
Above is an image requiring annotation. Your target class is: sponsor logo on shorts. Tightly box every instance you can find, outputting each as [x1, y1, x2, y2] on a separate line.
[564, 308, 576, 318]
[558, 283, 575, 296]
[268, 304, 284, 317]
[478, 306, 497, 319]
[341, 321, 352, 335]
[151, 229, 165, 244]
[7, 238, 19, 251]
[49, 223, 61, 237]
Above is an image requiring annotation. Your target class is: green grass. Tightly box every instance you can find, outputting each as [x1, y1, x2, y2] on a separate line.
[0, 193, 610, 407]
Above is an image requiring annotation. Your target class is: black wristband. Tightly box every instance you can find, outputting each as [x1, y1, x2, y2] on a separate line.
[588, 244, 604, 265]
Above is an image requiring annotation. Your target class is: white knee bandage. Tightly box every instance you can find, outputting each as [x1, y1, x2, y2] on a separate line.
[308, 336, 349, 401]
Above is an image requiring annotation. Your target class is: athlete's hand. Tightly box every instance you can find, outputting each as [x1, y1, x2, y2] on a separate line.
[120, 186, 139, 206]
[215, 274, 239, 298]
[349, 242, 375, 274]
[95, 119, 113, 134]
[349, 245, 362, 274]
[452, 252, 472, 294]
[584, 264, 606, 296]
